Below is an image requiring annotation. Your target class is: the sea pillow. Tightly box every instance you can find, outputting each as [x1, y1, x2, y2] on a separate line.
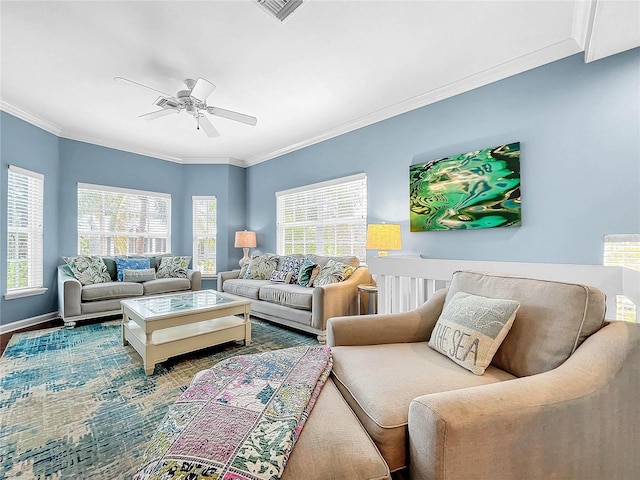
[122, 268, 156, 283]
[428, 291, 521, 375]
[115, 257, 151, 281]
[278, 256, 304, 284]
[313, 259, 356, 287]
[244, 253, 279, 280]
[157, 256, 191, 279]
[63, 255, 112, 286]
[269, 270, 293, 284]
[297, 258, 318, 287]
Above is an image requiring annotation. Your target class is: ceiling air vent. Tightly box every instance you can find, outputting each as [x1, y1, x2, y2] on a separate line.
[255, 0, 303, 22]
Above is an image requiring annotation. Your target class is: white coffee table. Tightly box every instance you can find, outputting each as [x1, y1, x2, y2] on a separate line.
[121, 290, 251, 375]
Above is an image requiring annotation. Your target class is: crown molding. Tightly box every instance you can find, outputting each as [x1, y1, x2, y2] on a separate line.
[0, 100, 63, 136]
[180, 157, 244, 166]
[244, 38, 582, 167]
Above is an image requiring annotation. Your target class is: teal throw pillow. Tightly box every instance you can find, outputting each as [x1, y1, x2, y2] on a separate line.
[297, 258, 318, 287]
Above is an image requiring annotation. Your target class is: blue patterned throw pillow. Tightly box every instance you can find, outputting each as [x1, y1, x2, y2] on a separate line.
[279, 256, 304, 284]
[115, 257, 151, 281]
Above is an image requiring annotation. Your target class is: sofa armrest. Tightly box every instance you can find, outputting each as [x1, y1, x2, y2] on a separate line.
[187, 269, 202, 291]
[217, 269, 240, 292]
[58, 266, 82, 320]
[310, 266, 371, 332]
[327, 288, 447, 347]
[408, 320, 640, 480]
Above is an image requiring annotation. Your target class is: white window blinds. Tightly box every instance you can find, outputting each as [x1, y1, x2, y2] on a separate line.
[7, 165, 44, 292]
[276, 173, 367, 261]
[77, 183, 171, 255]
[192, 196, 217, 275]
[604, 234, 639, 323]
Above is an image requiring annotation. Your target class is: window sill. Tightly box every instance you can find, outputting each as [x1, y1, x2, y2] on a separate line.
[4, 287, 48, 300]
[200, 273, 218, 280]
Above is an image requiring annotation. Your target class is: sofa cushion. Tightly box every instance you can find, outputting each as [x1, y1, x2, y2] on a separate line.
[222, 279, 271, 299]
[259, 284, 314, 310]
[142, 278, 191, 296]
[63, 255, 112, 285]
[331, 342, 515, 471]
[157, 256, 191, 279]
[446, 270, 607, 377]
[244, 253, 279, 280]
[123, 268, 156, 283]
[297, 258, 318, 287]
[428, 292, 520, 375]
[312, 259, 356, 287]
[81, 281, 143, 301]
[115, 256, 151, 281]
[269, 270, 292, 284]
[278, 255, 304, 284]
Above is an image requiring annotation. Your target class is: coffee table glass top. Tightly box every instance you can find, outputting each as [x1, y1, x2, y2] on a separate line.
[130, 290, 236, 315]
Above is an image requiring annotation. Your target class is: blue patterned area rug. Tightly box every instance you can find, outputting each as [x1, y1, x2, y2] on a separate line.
[0, 318, 315, 480]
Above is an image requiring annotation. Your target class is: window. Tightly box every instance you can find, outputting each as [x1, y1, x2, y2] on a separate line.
[6, 165, 45, 297]
[604, 234, 639, 322]
[276, 173, 367, 260]
[77, 183, 171, 256]
[192, 196, 217, 275]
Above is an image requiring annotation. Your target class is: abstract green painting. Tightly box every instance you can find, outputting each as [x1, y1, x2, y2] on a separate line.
[410, 142, 521, 231]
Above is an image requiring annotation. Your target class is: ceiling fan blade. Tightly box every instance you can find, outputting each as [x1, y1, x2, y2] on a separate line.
[209, 107, 257, 126]
[197, 114, 220, 138]
[190, 77, 216, 102]
[139, 109, 179, 120]
[114, 76, 174, 98]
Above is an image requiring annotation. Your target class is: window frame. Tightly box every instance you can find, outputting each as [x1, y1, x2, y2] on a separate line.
[192, 196, 217, 277]
[77, 182, 171, 256]
[276, 173, 367, 261]
[5, 165, 47, 299]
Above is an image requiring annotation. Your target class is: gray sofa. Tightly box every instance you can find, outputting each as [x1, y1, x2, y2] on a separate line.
[58, 255, 202, 326]
[217, 253, 371, 342]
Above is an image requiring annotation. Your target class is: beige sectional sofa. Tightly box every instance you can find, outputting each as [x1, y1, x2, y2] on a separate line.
[323, 270, 640, 479]
[58, 255, 201, 326]
[217, 253, 371, 342]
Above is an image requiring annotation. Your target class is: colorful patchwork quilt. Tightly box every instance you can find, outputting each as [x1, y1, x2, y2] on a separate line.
[134, 345, 332, 480]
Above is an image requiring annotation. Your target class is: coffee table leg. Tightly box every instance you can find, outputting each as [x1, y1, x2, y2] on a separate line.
[122, 313, 129, 346]
[245, 310, 252, 346]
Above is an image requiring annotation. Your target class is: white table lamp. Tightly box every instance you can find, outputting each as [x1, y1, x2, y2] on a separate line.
[235, 230, 257, 266]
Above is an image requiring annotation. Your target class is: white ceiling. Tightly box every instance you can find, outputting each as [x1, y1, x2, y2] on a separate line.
[1, 1, 638, 167]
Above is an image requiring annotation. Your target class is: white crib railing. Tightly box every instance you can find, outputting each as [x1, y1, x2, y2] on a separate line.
[367, 256, 639, 321]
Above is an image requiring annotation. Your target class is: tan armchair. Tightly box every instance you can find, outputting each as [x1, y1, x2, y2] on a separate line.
[327, 270, 640, 479]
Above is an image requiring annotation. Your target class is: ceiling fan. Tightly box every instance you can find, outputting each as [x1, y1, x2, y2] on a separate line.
[114, 76, 257, 137]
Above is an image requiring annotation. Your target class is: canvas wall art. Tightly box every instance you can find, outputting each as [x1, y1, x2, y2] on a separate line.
[410, 142, 521, 231]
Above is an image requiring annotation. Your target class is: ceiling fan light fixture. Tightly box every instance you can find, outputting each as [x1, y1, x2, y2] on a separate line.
[255, 0, 303, 22]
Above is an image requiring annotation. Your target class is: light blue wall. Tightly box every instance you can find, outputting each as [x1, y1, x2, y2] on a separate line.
[246, 49, 640, 265]
[1, 112, 60, 324]
[2, 48, 639, 326]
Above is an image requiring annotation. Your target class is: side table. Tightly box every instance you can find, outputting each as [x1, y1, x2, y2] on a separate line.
[357, 284, 378, 315]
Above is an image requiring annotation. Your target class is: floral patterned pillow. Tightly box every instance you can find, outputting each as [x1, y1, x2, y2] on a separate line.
[63, 255, 112, 286]
[244, 254, 279, 280]
[157, 256, 191, 279]
[312, 260, 356, 287]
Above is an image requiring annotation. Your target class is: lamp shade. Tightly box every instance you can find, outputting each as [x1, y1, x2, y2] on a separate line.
[234, 230, 257, 248]
[366, 224, 402, 256]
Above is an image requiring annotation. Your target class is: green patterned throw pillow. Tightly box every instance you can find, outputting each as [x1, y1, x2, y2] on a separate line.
[428, 291, 520, 375]
[157, 256, 191, 279]
[244, 254, 279, 280]
[313, 259, 356, 287]
[297, 258, 318, 287]
[63, 255, 112, 286]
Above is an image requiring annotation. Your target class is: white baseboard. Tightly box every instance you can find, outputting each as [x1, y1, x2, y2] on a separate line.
[1, 312, 60, 335]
